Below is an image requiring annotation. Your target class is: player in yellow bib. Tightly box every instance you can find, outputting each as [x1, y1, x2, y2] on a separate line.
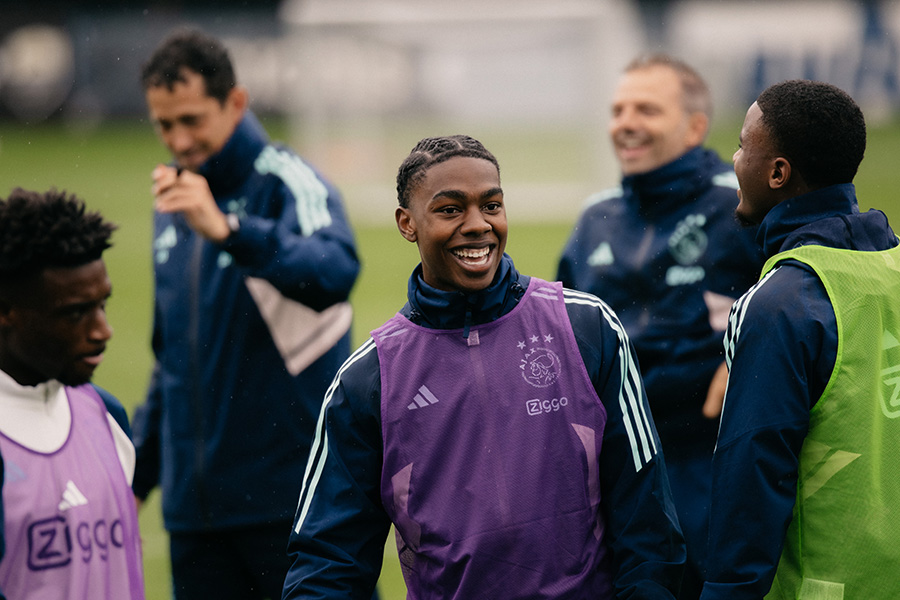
[701, 80, 900, 600]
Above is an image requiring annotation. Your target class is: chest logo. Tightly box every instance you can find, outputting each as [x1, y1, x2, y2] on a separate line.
[153, 224, 177, 264]
[587, 242, 614, 267]
[668, 214, 708, 265]
[880, 329, 900, 419]
[519, 333, 561, 388]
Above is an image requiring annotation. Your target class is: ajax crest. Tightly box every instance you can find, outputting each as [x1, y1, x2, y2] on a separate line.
[520, 337, 562, 388]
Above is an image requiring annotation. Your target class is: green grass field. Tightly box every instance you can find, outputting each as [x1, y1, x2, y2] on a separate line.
[2, 114, 899, 599]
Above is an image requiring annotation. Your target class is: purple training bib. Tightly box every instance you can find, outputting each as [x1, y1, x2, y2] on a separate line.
[0, 385, 145, 599]
[374, 278, 614, 599]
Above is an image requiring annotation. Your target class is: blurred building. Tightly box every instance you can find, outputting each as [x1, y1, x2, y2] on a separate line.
[1, 0, 898, 221]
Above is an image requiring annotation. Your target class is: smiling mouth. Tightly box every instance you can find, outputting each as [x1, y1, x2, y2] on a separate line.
[452, 246, 492, 266]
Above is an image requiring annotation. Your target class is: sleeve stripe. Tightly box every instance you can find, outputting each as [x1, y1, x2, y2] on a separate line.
[293, 337, 378, 533]
[725, 267, 779, 367]
[564, 289, 657, 472]
[716, 267, 780, 448]
[254, 146, 333, 237]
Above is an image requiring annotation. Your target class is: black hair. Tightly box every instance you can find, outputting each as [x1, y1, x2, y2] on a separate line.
[625, 53, 712, 120]
[396, 135, 500, 207]
[756, 79, 866, 188]
[141, 28, 236, 105]
[0, 188, 116, 283]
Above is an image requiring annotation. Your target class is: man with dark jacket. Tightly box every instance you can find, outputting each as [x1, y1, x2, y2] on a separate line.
[701, 80, 900, 599]
[131, 28, 359, 600]
[0, 189, 144, 599]
[557, 54, 765, 599]
[282, 135, 685, 599]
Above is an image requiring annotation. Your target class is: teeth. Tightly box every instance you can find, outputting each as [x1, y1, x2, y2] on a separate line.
[616, 134, 647, 149]
[453, 247, 490, 259]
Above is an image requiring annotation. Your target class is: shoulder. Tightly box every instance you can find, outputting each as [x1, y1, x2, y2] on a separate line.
[578, 185, 626, 218]
[330, 339, 381, 410]
[562, 288, 613, 328]
[561, 288, 625, 354]
[731, 261, 826, 332]
[253, 144, 333, 190]
[89, 384, 132, 437]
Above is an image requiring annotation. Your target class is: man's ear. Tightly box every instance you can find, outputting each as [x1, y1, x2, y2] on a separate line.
[687, 112, 709, 147]
[226, 85, 249, 118]
[769, 157, 792, 190]
[396, 207, 417, 243]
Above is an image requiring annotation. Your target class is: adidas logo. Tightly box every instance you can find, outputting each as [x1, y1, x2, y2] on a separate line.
[587, 242, 614, 267]
[58, 480, 88, 511]
[407, 385, 440, 410]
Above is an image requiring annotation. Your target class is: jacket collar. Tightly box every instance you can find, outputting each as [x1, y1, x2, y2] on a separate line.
[197, 111, 269, 196]
[757, 183, 857, 257]
[622, 146, 722, 218]
[403, 254, 529, 332]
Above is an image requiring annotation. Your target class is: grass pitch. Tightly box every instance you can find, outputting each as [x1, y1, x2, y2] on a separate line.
[1, 114, 899, 599]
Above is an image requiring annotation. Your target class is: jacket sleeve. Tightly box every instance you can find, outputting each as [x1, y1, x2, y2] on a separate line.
[220, 161, 360, 311]
[283, 339, 392, 599]
[700, 264, 835, 600]
[564, 291, 685, 599]
[130, 302, 165, 501]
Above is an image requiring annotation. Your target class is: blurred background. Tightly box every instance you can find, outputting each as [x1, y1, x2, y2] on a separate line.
[2, 1, 899, 598]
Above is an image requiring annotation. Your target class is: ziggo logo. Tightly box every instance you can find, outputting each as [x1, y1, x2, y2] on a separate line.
[526, 397, 569, 416]
[27, 516, 126, 571]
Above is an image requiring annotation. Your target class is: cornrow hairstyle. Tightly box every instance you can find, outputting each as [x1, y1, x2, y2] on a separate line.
[0, 188, 116, 284]
[396, 135, 500, 208]
[756, 79, 866, 189]
[625, 53, 713, 120]
[141, 27, 236, 105]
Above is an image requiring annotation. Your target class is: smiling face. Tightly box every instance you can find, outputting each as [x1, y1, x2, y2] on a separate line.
[0, 259, 113, 387]
[396, 156, 507, 293]
[733, 102, 783, 225]
[609, 64, 707, 175]
[145, 68, 246, 172]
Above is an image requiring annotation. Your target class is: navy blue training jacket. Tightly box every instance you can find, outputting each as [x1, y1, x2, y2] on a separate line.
[130, 112, 360, 532]
[283, 255, 685, 599]
[701, 184, 899, 599]
[558, 147, 766, 453]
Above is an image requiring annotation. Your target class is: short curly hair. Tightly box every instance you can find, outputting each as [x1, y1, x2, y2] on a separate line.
[0, 188, 116, 283]
[396, 135, 500, 208]
[756, 80, 866, 189]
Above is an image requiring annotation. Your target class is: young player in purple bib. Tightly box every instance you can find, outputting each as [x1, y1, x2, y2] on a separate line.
[283, 135, 685, 599]
[0, 189, 144, 600]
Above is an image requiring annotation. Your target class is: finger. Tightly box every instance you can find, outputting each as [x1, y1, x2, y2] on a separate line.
[152, 165, 180, 196]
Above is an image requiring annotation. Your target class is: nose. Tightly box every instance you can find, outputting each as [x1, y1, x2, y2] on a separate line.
[460, 206, 491, 236]
[610, 106, 636, 134]
[89, 308, 113, 344]
[166, 125, 194, 155]
[732, 148, 740, 163]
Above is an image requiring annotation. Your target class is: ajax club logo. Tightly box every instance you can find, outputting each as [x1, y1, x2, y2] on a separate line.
[519, 333, 561, 388]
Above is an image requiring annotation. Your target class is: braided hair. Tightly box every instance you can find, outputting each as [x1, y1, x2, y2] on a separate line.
[396, 135, 500, 207]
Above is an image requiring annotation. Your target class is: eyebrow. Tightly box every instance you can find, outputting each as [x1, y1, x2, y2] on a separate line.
[432, 187, 503, 201]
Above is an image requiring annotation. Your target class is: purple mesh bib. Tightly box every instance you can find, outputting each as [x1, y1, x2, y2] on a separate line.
[374, 278, 614, 599]
[0, 385, 145, 599]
